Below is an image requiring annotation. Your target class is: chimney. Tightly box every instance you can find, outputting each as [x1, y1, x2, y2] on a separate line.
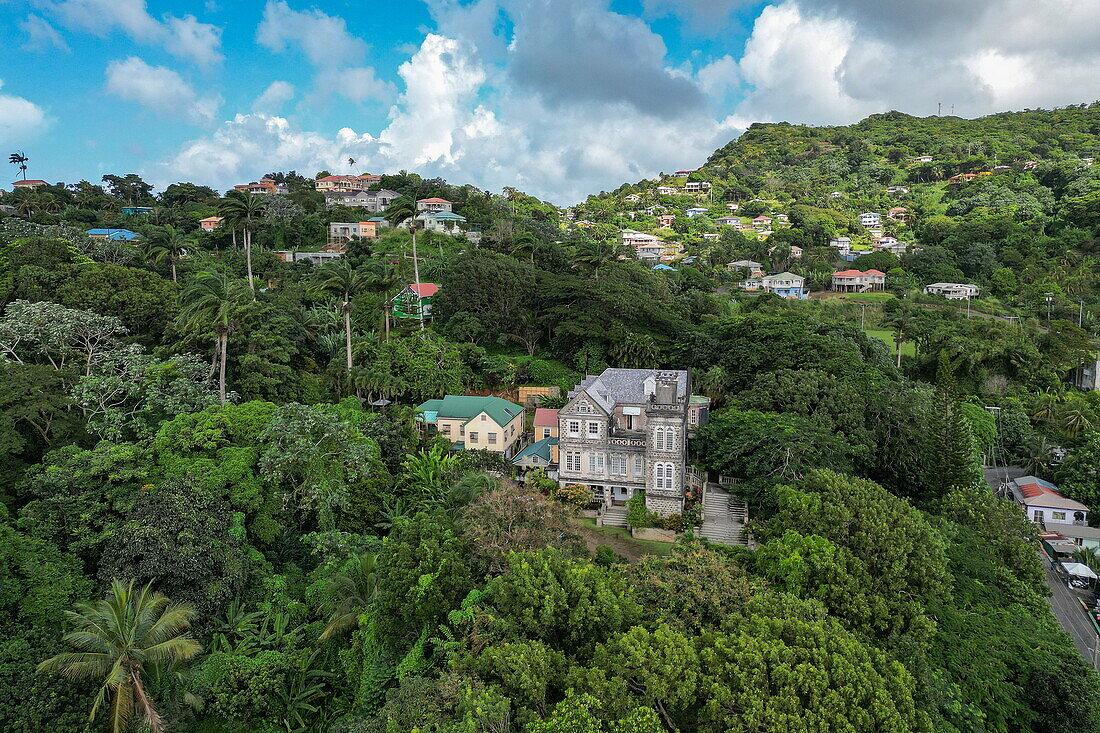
[654, 372, 678, 405]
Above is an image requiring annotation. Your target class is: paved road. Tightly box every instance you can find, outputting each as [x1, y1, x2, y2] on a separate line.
[1039, 553, 1100, 665]
[983, 467, 1100, 669]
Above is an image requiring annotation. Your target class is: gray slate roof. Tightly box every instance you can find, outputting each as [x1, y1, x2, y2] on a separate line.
[570, 368, 688, 412]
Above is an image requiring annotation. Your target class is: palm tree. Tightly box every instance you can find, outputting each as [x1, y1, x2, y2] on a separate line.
[365, 260, 401, 341]
[311, 259, 371, 371]
[1058, 399, 1096, 438]
[218, 193, 266, 297]
[38, 580, 200, 733]
[882, 310, 913, 368]
[510, 231, 538, 264]
[386, 200, 426, 331]
[574, 239, 622, 280]
[8, 150, 28, 180]
[318, 553, 377, 640]
[145, 225, 192, 282]
[179, 271, 250, 405]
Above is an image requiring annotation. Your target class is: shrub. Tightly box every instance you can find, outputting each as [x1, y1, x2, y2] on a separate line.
[626, 492, 658, 528]
[555, 483, 591, 508]
[594, 545, 624, 566]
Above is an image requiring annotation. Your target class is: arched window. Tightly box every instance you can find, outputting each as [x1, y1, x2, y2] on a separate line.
[653, 426, 676, 451]
[654, 462, 675, 490]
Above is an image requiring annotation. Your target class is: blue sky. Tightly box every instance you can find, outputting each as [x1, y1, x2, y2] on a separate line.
[3, 0, 1100, 203]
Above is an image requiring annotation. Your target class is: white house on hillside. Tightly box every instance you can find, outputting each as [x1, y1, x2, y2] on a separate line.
[924, 283, 980, 299]
[859, 212, 881, 227]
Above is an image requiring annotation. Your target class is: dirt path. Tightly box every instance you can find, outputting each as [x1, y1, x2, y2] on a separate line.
[569, 518, 655, 562]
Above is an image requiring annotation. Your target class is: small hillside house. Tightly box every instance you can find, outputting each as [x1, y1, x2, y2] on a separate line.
[314, 174, 381, 192]
[859, 212, 881, 227]
[1010, 476, 1089, 527]
[391, 283, 438, 320]
[924, 283, 980, 299]
[656, 215, 675, 228]
[753, 215, 772, 229]
[832, 269, 886, 292]
[743, 272, 807, 299]
[416, 197, 453, 213]
[417, 395, 525, 458]
[12, 179, 49, 189]
[199, 216, 223, 231]
[727, 259, 763, 275]
[829, 236, 852, 248]
[121, 206, 155, 216]
[512, 437, 559, 471]
[329, 221, 379, 244]
[87, 228, 139, 241]
[656, 186, 677, 195]
[415, 211, 466, 233]
[685, 207, 708, 218]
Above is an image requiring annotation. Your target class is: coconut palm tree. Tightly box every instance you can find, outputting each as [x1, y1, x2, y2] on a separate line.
[510, 231, 538, 264]
[365, 260, 401, 341]
[8, 151, 28, 180]
[1058, 399, 1096, 438]
[179, 270, 250, 405]
[573, 239, 623, 280]
[386, 200, 426, 331]
[318, 553, 378, 640]
[311, 259, 371, 371]
[38, 580, 200, 733]
[218, 193, 266, 297]
[144, 225, 192, 282]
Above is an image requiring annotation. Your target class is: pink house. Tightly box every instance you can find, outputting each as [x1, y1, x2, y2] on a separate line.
[199, 216, 223, 231]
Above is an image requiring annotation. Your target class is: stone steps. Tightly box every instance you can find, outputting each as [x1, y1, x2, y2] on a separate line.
[600, 506, 629, 528]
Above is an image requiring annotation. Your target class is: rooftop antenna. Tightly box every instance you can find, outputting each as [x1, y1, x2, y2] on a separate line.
[950, 104, 955, 116]
[937, 102, 942, 116]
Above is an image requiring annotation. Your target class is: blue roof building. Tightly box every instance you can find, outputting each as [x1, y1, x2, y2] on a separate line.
[87, 228, 140, 241]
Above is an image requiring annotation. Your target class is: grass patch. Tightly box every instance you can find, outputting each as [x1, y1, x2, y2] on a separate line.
[572, 517, 674, 557]
[841, 292, 897, 303]
[866, 329, 916, 357]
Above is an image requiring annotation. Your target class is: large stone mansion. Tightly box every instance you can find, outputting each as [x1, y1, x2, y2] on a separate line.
[556, 368, 709, 516]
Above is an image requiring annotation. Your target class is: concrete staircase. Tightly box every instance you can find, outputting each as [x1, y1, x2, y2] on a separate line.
[599, 505, 629, 529]
[698, 487, 748, 546]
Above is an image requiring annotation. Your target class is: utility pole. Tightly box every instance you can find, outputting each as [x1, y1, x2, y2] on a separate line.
[1079, 299, 1085, 328]
[966, 296, 971, 319]
[1046, 292, 1054, 326]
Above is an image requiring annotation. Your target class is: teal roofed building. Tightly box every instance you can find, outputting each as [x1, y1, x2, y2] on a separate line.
[416, 394, 525, 458]
[121, 206, 155, 215]
[512, 436, 558, 471]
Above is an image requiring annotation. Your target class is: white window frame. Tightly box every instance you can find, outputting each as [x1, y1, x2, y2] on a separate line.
[634, 455, 644, 475]
[1052, 511, 1067, 521]
[468, 431, 478, 442]
[567, 420, 581, 437]
[610, 454, 627, 476]
[488, 432, 497, 445]
[654, 462, 675, 490]
[565, 451, 581, 472]
[589, 453, 605, 473]
[587, 421, 601, 438]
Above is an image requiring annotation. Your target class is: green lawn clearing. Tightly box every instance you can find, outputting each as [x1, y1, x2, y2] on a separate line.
[571, 517, 674, 560]
[866, 329, 916, 357]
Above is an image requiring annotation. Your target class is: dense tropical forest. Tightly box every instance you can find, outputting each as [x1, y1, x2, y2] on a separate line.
[3, 106, 1100, 732]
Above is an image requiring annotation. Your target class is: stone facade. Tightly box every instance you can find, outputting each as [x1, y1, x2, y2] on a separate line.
[557, 368, 694, 517]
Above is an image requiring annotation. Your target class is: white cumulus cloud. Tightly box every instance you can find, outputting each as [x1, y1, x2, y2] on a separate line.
[256, 0, 393, 104]
[252, 81, 296, 113]
[47, 0, 223, 67]
[0, 81, 50, 148]
[20, 14, 70, 52]
[105, 57, 220, 124]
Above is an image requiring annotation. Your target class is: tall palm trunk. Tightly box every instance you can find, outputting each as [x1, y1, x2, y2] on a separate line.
[412, 227, 425, 331]
[896, 340, 902, 368]
[344, 293, 354, 371]
[245, 229, 256, 297]
[218, 329, 228, 405]
[170, 258, 177, 283]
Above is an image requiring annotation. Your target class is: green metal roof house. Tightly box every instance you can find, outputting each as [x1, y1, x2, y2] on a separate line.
[512, 436, 558, 470]
[416, 395, 525, 458]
